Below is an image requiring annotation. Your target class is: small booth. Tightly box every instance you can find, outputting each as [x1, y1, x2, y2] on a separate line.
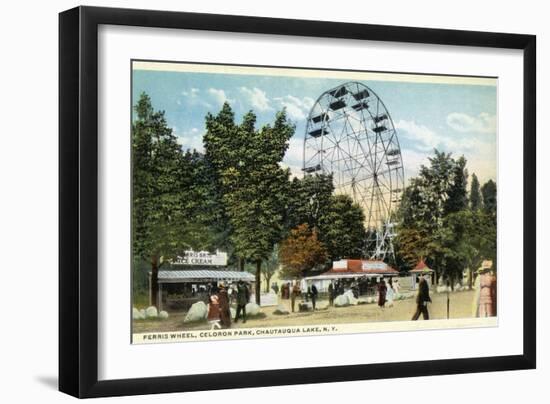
[409, 259, 435, 289]
[148, 250, 255, 311]
[151, 268, 255, 311]
[305, 259, 399, 296]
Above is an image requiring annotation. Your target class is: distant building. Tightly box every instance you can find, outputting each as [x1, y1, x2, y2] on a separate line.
[408, 259, 435, 289]
[304, 259, 399, 292]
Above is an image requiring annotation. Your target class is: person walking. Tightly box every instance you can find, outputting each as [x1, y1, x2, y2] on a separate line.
[207, 293, 222, 330]
[291, 282, 301, 313]
[377, 279, 387, 308]
[412, 275, 432, 320]
[218, 282, 231, 328]
[477, 267, 497, 317]
[310, 283, 318, 310]
[393, 278, 401, 299]
[386, 279, 395, 307]
[328, 282, 334, 306]
[234, 280, 250, 323]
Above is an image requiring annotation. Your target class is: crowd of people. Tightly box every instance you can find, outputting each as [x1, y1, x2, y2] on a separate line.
[202, 267, 497, 330]
[206, 280, 251, 330]
[278, 277, 403, 313]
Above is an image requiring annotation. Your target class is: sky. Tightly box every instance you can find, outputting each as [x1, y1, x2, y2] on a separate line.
[132, 63, 497, 186]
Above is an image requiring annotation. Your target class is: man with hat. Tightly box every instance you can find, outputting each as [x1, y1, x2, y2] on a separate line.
[218, 282, 231, 328]
[411, 274, 431, 320]
[234, 280, 250, 323]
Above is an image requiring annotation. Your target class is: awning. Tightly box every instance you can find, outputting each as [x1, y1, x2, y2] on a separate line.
[154, 270, 255, 283]
[304, 273, 381, 281]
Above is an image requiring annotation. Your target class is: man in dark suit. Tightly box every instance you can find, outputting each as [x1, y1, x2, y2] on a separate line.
[412, 276, 432, 320]
[234, 280, 250, 323]
[309, 284, 318, 310]
[328, 282, 334, 306]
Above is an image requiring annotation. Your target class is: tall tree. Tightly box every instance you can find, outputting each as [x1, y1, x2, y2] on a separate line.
[279, 224, 328, 278]
[262, 245, 280, 293]
[445, 155, 468, 215]
[470, 173, 482, 210]
[481, 179, 497, 216]
[318, 194, 367, 261]
[396, 150, 469, 281]
[204, 104, 294, 303]
[286, 173, 334, 232]
[132, 93, 192, 307]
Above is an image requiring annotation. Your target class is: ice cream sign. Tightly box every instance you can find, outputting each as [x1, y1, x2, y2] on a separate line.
[173, 250, 228, 266]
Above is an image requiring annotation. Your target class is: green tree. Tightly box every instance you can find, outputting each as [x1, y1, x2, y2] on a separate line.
[279, 224, 328, 278]
[318, 194, 367, 260]
[481, 179, 497, 216]
[396, 150, 469, 281]
[132, 93, 194, 307]
[286, 173, 334, 232]
[204, 104, 294, 303]
[262, 245, 280, 293]
[470, 173, 482, 210]
[445, 155, 468, 215]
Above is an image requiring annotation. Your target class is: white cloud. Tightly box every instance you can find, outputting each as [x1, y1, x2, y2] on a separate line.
[446, 112, 496, 134]
[396, 118, 497, 184]
[176, 127, 204, 152]
[395, 119, 480, 153]
[239, 87, 272, 112]
[207, 88, 233, 107]
[400, 149, 430, 183]
[273, 95, 315, 120]
[283, 137, 305, 168]
[395, 120, 444, 151]
[179, 88, 211, 108]
[182, 88, 200, 97]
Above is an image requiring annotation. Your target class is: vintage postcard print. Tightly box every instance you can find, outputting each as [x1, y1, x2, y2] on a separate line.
[131, 61, 497, 344]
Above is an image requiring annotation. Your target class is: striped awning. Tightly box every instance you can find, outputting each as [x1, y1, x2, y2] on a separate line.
[155, 270, 255, 283]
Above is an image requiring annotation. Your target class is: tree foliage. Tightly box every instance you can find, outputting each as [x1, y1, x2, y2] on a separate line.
[469, 173, 482, 210]
[279, 224, 328, 278]
[395, 149, 496, 286]
[204, 104, 294, 303]
[132, 93, 212, 306]
[286, 173, 334, 232]
[481, 179, 497, 216]
[318, 194, 367, 261]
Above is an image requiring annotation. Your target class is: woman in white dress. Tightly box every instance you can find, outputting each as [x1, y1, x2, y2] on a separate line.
[393, 278, 401, 300]
[386, 279, 395, 307]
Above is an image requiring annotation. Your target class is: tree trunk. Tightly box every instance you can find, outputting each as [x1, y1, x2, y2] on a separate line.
[468, 268, 473, 289]
[150, 254, 159, 308]
[255, 259, 261, 305]
[239, 257, 245, 272]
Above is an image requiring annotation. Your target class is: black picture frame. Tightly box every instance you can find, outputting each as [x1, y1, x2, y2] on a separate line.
[59, 5, 536, 398]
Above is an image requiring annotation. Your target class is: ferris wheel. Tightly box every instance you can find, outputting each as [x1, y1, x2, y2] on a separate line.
[302, 82, 405, 260]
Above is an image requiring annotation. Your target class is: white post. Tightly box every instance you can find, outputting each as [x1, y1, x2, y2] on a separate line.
[157, 283, 162, 310]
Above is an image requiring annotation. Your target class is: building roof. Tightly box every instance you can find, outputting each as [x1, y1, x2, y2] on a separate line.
[155, 270, 255, 283]
[409, 259, 434, 273]
[310, 259, 399, 279]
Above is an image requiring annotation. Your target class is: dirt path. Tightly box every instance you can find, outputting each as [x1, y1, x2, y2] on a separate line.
[133, 290, 478, 334]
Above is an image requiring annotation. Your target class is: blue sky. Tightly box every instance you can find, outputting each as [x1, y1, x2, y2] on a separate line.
[132, 66, 497, 185]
